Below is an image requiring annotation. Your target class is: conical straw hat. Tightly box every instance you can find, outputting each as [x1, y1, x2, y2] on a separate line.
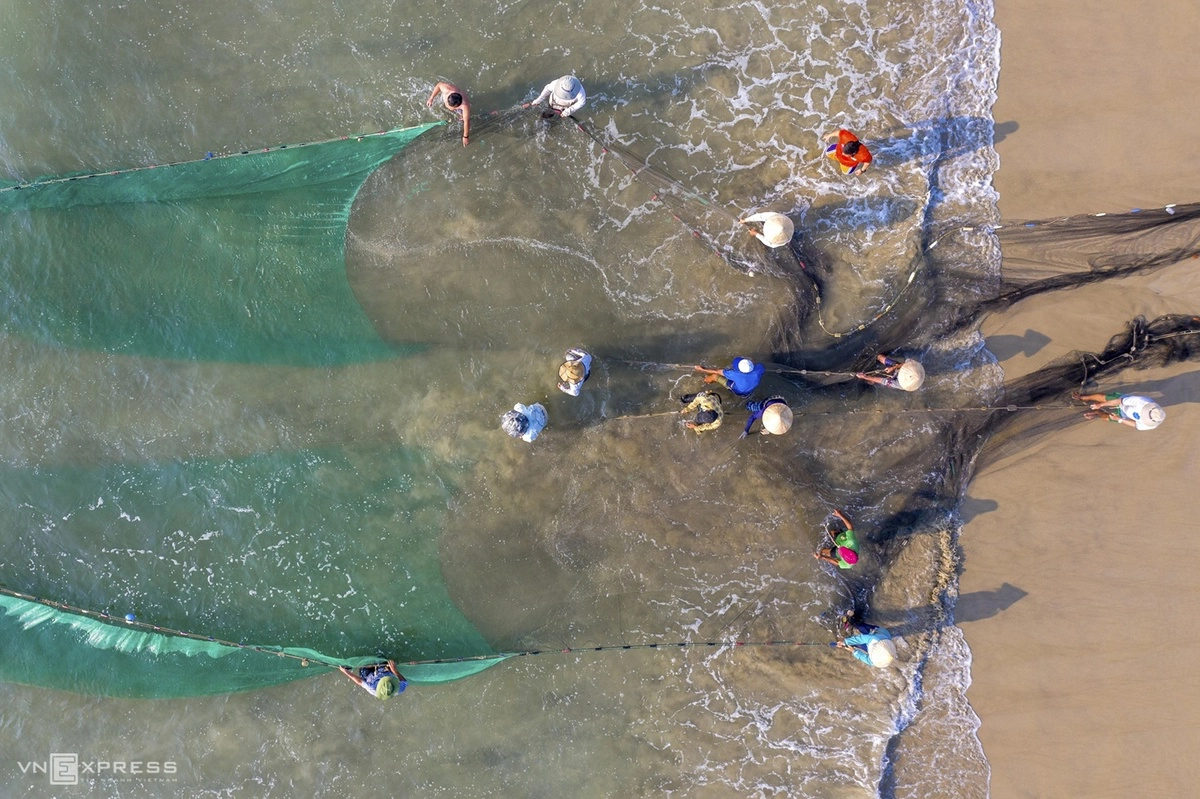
[897, 360, 925, 391]
[761, 213, 795, 247]
[867, 638, 897, 668]
[762, 403, 793, 435]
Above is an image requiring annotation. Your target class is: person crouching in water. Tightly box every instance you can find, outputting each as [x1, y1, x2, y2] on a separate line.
[679, 391, 723, 434]
[557, 347, 592, 396]
[741, 396, 792, 438]
[502, 402, 548, 442]
[856, 354, 925, 392]
[339, 659, 407, 699]
[814, 508, 859, 570]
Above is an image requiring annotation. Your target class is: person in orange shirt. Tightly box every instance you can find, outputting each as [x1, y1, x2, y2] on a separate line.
[822, 129, 872, 174]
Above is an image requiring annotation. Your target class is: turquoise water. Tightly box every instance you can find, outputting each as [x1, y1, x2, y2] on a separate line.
[0, 0, 1000, 794]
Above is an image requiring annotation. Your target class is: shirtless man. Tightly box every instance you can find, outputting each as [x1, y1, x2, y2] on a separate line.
[427, 81, 472, 146]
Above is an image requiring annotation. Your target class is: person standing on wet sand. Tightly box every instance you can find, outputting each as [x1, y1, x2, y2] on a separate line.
[427, 81, 472, 146]
[1074, 391, 1166, 430]
[822, 128, 872, 175]
[814, 508, 859, 570]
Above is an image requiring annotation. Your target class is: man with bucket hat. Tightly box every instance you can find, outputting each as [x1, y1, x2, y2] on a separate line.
[525, 75, 587, 117]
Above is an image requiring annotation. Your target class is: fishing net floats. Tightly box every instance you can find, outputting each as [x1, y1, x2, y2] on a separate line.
[396, 639, 831, 668]
[606, 403, 1078, 423]
[0, 583, 831, 673]
[0, 123, 447, 196]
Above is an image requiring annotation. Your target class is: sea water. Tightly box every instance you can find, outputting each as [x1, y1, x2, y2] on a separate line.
[0, 0, 999, 795]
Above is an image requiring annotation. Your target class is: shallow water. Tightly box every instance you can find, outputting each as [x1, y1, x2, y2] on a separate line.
[0, 0, 999, 794]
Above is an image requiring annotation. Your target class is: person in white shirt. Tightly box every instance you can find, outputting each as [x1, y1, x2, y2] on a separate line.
[1075, 392, 1165, 430]
[557, 347, 593, 396]
[523, 75, 586, 117]
[501, 402, 548, 442]
[738, 212, 794, 248]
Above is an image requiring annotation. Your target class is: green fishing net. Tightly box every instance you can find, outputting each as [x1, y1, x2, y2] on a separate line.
[0, 123, 443, 366]
[0, 122, 505, 697]
[0, 448, 504, 698]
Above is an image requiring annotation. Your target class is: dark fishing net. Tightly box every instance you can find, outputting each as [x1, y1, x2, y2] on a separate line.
[943, 203, 1200, 335]
[969, 314, 1200, 472]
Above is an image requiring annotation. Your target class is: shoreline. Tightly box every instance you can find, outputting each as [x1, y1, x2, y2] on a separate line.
[964, 2, 1200, 796]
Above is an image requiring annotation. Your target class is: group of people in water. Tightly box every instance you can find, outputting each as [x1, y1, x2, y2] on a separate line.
[347, 75, 1171, 696]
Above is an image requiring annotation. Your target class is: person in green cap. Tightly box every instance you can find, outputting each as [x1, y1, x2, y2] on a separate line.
[813, 508, 859, 569]
[339, 659, 407, 700]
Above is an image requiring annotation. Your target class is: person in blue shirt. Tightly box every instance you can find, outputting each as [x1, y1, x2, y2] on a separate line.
[339, 659, 408, 699]
[831, 616, 896, 669]
[741, 396, 792, 438]
[694, 357, 765, 396]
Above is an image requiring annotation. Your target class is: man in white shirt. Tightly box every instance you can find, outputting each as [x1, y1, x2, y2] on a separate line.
[524, 75, 586, 117]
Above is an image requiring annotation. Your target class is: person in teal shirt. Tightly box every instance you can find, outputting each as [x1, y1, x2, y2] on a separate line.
[814, 508, 859, 569]
[831, 615, 896, 668]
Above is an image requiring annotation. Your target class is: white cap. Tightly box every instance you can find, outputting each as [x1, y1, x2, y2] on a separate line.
[736, 358, 755, 374]
[552, 76, 583, 104]
[867, 638, 897, 668]
[762, 403, 793, 435]
[760, 213, 795, 247]
[897, 360, 925, 391]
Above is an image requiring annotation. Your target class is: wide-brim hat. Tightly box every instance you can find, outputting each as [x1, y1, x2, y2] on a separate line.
[559, 361, 585, 383]
[867, 638, 897, 668]
[897, 360, 925, 391]
[1146, 402, 1166, 426]
[376, 676, 399, 699]
[761, 213, 795, 247]
[762, 403, 793, 435]
[553, 76, 582, 104]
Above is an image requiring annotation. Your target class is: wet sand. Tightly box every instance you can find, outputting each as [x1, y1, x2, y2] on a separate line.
[963, 2, 1200, 796]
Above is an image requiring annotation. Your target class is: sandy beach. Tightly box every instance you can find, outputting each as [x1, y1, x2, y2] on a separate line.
[965, 2, 1200, 796]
